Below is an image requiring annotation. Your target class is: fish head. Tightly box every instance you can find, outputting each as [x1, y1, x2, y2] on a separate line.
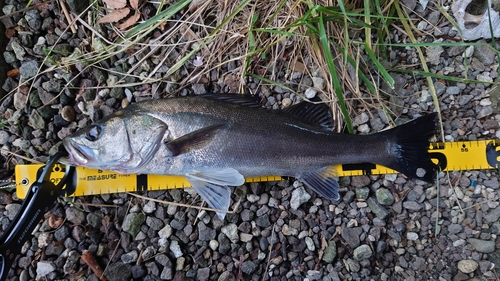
[62, 109, 168, 173]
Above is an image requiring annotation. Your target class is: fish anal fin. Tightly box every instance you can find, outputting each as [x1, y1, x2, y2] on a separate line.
[165, 124, 226, 156]
[299, 166, 340, 200]
[187, 177, 232, 220]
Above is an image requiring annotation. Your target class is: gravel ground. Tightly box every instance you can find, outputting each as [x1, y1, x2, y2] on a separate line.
[1, 0, 500, 280]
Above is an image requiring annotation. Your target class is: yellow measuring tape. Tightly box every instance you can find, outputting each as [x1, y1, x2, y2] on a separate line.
[15, 140, 500, 198]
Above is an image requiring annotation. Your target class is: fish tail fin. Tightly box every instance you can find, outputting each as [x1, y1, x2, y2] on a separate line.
[378, 113, 438, 182]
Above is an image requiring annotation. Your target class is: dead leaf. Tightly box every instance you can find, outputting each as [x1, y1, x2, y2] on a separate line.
[97, 8, 130, 24]
[116, 12, 140, 29]
[102, 0, 127, 9]
[129, 0, 139, 10]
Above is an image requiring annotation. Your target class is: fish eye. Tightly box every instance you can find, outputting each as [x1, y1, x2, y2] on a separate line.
[85, 125, 102, 141]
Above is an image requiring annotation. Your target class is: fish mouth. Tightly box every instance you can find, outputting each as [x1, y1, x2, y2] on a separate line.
[62, 139, 92, 166]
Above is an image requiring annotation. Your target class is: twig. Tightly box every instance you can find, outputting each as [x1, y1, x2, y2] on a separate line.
[127, 192, 236, 214]
[81, 250, 107, 281]
[59, 0, 77, 34]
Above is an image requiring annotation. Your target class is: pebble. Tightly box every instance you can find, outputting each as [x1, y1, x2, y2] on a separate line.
[457, 260, 478, 273]
[366, 197, 389, 219]
[468, 238, 495, 253]
[169, 240, 183, 258]
[122, 213, 145, 236]
[353, 245, 373, 261]
[221, 223, 239, 243]
[322, 241, 337, 263]
[376, 188, 395, 205]
[36, 261, 56, 277]
[290, 186, 311, 210]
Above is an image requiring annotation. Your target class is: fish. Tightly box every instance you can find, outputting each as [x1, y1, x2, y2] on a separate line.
[62, 94, 438, 218]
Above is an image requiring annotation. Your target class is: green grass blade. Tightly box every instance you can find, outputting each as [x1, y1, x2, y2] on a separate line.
[318, 11, 353, 133]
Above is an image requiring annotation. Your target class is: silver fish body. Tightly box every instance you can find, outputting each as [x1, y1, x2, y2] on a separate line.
[63, 95, 437, 218]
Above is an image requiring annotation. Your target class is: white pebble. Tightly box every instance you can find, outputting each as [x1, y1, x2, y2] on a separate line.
[304, 88, 317, 99]
[406, 232, 419, 241]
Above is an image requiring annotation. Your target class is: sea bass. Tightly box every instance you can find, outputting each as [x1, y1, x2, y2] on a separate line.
[62, 94, 438, 218]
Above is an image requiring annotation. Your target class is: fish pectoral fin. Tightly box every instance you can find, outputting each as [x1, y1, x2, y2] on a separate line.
[187, 177, 232, 220]
[165, 124, 226, 156]
[299, 167, 340, 201]
[186, 168, 245, 186]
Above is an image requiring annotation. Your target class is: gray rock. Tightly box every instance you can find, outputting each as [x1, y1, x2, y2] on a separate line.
[65, 207, 85, 225]
[10, 41, 26, 61]
[485, 207, 500, 223]
[121, 251, 138, 264]
[0, 131, 9, 145]
[19, 60, 39, 79]
[290, 186, 311, 209]
[351, 176, 371, 188]
[376, 188, 395, 205]
[221, 223, 239, 243]
[198, 222, 216, 241]
[448, 223, 463, 234]
[366, 197, 389, 219]
[29, 109, 45, 130]
[241, 261, 258, 274]
[468, 238, 495, 253]
[5, 204, 21, 220]
[192, 84, 207, 95]
[474, 43, 497, 65]
[122, 213, 145, 236]
[196, 267, 210, 281]
[341, 227, 362, 248]
[25, 9, 41, 31]
[169, 240, 183, 258]
[403, 201, 422, 211]
[158, 225, 172, 239]
[353, 244, 373, 261]
[322, 240, 337, 263]
[478, 106, 493, 119]
[104, 262, 132, 281]
[36, 261, 55, 277]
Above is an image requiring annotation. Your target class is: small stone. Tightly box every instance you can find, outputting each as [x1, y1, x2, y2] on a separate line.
[239, 233, 253, 242]
[10, 41, 26, 61]
[196, 267, 210, 281]
[221, 223, 239, 243]
[198, 222, 216, 241]
[36, 261, 56, 277]
[322, 241, 337, 263]
[66, 207, 85, 225]
[61, 105, 75, 122]
[457, 260, 478, 273]
[209, 240, 219, 251]
[353, 244, 373, 261]
[282, 224, 298, 236]
[19, 60, 39, 79]
[122, 213, 146, 236]
[13, 91, 28, 110]
[104, 262, 132, 281]
[366, 197, 389, 219]
[341, 227, 362, 248]
[311, 77, 325, 89]
[290, 186, 311, 210]
[403, 201, 422, 211]
[121, 251, 138, 264]
[406, 232, 418, 241]
[304, 88, 317, 99]
[29, 109, 45, 130]
[468, 238, 495, 253]
[241, 261, 258, 274]
[169, 240, 183, 258]
[376, 188, 395, 205]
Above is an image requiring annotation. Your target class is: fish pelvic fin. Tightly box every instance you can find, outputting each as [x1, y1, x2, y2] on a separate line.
[165, 124, 226, 156]
[378, 113, 438, 182]
[186, 168, 245, 219]
[299, 166, 340, 201]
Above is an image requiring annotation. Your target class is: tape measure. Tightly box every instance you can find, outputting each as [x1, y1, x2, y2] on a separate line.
[15, 140, 500, 198]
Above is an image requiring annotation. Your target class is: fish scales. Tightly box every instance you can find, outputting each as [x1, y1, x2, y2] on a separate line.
[63, 95, 438, 218]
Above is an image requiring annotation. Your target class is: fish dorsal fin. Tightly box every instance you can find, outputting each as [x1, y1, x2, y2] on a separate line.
[198, 93, 263, 108]
[299, 167, 340, 200]
[165, 124, 226, 156]
[185, 168, 245, 219]
[283, 101, 334, 131]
